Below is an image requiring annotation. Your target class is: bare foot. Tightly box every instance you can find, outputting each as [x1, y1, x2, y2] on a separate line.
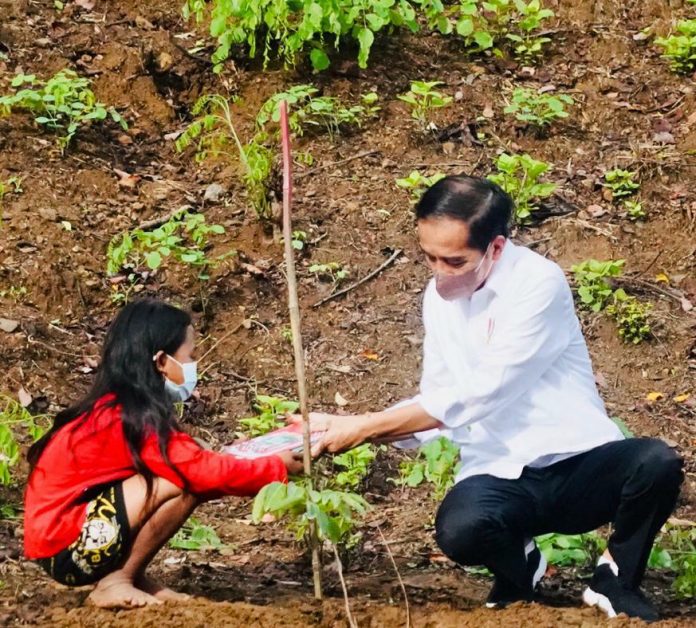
[136, 574, 191, 602]
[88, 570, 162, 609]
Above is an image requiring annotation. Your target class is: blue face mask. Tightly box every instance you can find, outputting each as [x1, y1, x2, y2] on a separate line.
[163, 355, 198, 402]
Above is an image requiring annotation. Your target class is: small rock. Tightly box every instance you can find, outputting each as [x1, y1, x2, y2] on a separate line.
[135, 16, 155, 30]
[38, 207, 57, 221]
[586, 204, 607, 218]
[35, 38, 51, 47]
[653, 131, 675, 145]
[0, 318, 20, 333]
[156, 52, 174, 72]
[203, 183, 225, 203]
[454, 90, 464, 102]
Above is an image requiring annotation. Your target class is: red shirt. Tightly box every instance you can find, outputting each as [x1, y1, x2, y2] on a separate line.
[24, 396, 287, 559]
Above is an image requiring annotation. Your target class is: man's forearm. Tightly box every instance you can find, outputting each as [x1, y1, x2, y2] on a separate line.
[360, 403, 442, 440]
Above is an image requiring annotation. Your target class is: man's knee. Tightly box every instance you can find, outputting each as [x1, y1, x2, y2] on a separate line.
[634, 439, 683, 490]
[435, 506, 498, 565]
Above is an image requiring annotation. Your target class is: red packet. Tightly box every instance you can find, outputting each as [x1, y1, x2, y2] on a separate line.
[223, 423, 325, 459]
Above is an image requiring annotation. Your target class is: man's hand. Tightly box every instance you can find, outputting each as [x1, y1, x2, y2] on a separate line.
[287, 412, 370, 456]
[277, 450, 304, 475]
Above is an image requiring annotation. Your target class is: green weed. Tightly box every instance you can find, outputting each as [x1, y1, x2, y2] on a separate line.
[169, 517, 225, 551]
[0, 394, 50, 486]
[649, 524, 696, 599]
[655, 20, 696, 74]
[536, 532, 605, 567]
[607, 296, 653, 344]
[332, 444, 380, 490]
[395, 436, 461, 500]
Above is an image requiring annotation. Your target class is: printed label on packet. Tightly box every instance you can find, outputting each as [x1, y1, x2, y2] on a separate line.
[223, 423, 325, 459]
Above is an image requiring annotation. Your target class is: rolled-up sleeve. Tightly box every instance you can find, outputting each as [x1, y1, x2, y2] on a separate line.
[419, 269, 572, 429]
[141, 431, 288, 498]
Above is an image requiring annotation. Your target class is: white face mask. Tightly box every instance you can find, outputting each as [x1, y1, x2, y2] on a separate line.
[435, 244, 494, 301]
[163, 355, 198, 402]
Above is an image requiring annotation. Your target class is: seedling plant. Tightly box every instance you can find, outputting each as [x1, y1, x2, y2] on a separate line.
[572, 259, 652, 343]
[106, 211, 230, 303]
[309, 262, 349, 284]
[603, 169, 644, 221]
[238, 395, 300, 437]
[487, 153, 556, 222]
[176, 94, 273, 218]
[396, 170, 446, 202]
[256, 85, 380, 139]
[332, 443, 381, 490]
[504, 87, 573, 129]
[397, 81, 452, 127]
[0, 70, 126, 152]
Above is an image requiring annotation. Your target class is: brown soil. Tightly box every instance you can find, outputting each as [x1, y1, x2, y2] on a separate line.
[1, 0, 695, 626]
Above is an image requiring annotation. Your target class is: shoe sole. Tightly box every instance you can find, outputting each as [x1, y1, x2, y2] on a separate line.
[583, 586, 617, 618]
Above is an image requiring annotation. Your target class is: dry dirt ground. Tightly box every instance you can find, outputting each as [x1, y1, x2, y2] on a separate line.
[0, 0, 695, 626]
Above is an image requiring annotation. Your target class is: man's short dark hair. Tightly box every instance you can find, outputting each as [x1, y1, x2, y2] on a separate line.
[415, 175, 513, 252]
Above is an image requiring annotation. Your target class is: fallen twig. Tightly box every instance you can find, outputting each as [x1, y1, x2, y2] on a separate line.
[313, 249, 403, 308]
[377, 525, 411, 628]
[199, 321, 246, 362]
[296, 149, 379, 180]
[136, 204, 193, 231]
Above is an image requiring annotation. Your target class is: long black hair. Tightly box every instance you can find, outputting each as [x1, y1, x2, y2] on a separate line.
[415, 175, 512, 252]
[28, 299, 191, 493]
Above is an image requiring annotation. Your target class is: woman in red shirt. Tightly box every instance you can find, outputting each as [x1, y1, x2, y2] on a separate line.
[25, 299, 302, 608]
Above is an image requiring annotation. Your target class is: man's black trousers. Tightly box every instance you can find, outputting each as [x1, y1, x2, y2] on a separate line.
[434, 438, 683, 595]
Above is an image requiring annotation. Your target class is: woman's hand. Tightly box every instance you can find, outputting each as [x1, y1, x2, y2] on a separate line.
[277, 450, 304, 475]
[287, 412, 370, 456]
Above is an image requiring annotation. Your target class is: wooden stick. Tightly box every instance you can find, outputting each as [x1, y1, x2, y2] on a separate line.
[279, 100, 323, 600]
[313, 249, 403, 308]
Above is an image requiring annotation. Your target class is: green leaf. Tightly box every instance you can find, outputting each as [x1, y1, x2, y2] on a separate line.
[310, 48, 330, 71]
[356, 27, 375, 69]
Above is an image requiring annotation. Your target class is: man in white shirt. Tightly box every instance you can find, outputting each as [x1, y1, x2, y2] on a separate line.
[299, 175, 683, 622]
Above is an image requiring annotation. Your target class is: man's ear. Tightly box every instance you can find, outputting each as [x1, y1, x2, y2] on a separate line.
[491, 235, 506, 261]
[153, 350, 167, 375]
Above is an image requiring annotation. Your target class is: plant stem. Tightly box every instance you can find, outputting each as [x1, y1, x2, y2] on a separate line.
[333, 545, 358, 628]
[279, 99, 322, 600]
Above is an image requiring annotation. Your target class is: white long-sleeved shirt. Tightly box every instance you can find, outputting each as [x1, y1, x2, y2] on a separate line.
[397, 240, 624, 483]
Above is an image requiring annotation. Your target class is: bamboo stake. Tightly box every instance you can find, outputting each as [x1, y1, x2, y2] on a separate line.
[279, 100, 323, 600]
